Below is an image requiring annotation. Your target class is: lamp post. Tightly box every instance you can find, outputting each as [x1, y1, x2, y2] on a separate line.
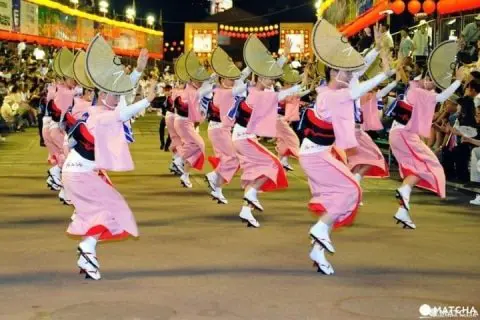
[146, 15, 155, 28]
[69, 0, 79, 9]
[99, 0, 109, 16]
[125, 6, 136, 22]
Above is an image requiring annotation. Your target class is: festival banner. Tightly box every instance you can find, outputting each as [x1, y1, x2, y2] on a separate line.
[20, 0, 38, 35]
[0, 0, 12, 31]
[12, 0, 20, 32]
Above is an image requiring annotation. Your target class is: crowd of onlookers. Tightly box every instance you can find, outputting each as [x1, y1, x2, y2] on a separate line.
[0, 40, 53, 142]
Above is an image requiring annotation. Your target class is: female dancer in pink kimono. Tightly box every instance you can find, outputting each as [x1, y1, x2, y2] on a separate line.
[390, 67, 465, 229]
[276, 81, 311, 171]
[45, 74, 76, 201]
[167, 83, 185, 175]
[204, 66, 251, 204]
[44, 80, 61, 191]
[62, 48, 149, 280]
[230, 76, 302, 227]
[348, 79, 398, 184]
[173, 77, 214, 188]
[300, 51, 394, 274]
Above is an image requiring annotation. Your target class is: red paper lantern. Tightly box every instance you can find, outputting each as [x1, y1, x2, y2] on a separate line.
[391, 0, 406, 14]
[262, 32, 267, 37]
[407, 0, 421, 14]
[172, 41, 177, 46]
[422, 0, 436, 14]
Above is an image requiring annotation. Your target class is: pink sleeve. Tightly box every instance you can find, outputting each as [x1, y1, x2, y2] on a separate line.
[406, 88, 437, 138]
[331, 90, 358, 149]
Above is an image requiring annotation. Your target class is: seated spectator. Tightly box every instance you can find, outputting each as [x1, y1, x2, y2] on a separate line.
[1, 85, 24, 132]
[430, 97, 458, 151]
[442, 91, 477, 182]
[461, 104, 480, 204]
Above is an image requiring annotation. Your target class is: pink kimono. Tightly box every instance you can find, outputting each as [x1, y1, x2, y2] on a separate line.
[299, 87, 361, 229]
[348, 93, 389, 178]
[207, 88, 239, 183]
[174, 83, 205, 170]
[389, 88, 445, 198]
[64, 107, 138, 241]
[233, 88, 288, 192]
[276, 97, 300, 158]
[48, 85, 75, 167]
[166, 88, 183, 154]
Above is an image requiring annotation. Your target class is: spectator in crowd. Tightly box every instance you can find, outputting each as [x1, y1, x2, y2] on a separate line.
[357, 28, 373, 53]
[442, 86, 478, 182]
[33, 43, 46, 61]
[379, 21, 394, 53]
[430, 97, 459, 152]
[1, 85, 24, 132]
[412, 20, 429, 65]
[399, 27, 414, 58]
[17, 40, 26, 57]
[461, 103, 480, 204]
[459, 15, 480, 64]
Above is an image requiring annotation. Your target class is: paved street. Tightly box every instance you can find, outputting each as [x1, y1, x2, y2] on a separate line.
[0, 115, 479, 320]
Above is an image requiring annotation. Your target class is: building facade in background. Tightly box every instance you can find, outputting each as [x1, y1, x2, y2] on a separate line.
[210, 0, 232, 15]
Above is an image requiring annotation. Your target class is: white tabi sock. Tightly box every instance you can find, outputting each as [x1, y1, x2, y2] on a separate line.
[80, 236, 97, 255]
[245, 188, 257, 198]
[398, 184, 412, 199]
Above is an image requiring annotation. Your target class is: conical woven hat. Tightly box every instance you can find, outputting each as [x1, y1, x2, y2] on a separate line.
[52, 51, 63, 77]
[244, 34, 283, 78]
[85, 34, 134, 94]
[73, 50, 95, 90]
[281, 64, 301, 84]
[185, 50, 211, 82]
[312, 19, 365, 71]
[428, 40, 457, 90]
[174, 53, 190, 83]
[211, 47, 241, 79]
[57, 48, 75, 79]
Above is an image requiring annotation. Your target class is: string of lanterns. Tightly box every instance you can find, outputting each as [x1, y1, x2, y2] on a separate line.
[390, 0, 436, 15]
[219, 24, 280, 39]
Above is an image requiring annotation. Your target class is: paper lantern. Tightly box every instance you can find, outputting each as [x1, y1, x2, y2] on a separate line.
[391, 0, 406, 14]
[408, 0, 421, 14]
[422, 0, 436, 14]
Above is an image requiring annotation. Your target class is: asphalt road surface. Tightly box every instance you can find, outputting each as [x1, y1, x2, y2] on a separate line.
[0, 115, 478, 320]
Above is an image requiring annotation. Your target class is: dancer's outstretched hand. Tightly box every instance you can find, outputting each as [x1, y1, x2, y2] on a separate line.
[147, 81, 157, 102]
[136, 49, 149, 73]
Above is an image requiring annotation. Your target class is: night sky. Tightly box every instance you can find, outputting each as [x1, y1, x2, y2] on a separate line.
[110, 0, 317, 41]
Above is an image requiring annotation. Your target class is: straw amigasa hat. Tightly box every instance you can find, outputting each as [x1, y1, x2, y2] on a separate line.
[85, 34, 135, 95]
[244, 34, 283, 79]
[52, 51, 63, 77]
[185, 50, 212, 82]
[312, 19, 365, 71]
[427, 40, 458, 90]
[281, 64, 302, 84]
[174, 53, 190, 83]
[210, 47, 241, 79]
[73, 50, 95, 90]
[57, 48, 75, 79]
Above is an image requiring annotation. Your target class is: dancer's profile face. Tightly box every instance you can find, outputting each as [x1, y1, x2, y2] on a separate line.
[259, 77, 274, 89]
[84, 89, 94, 102]
[65, 77, 77, 89]
[420, 76, 435, 91]
[221, 78, 234, 88]
[333, 70, 352, 88]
